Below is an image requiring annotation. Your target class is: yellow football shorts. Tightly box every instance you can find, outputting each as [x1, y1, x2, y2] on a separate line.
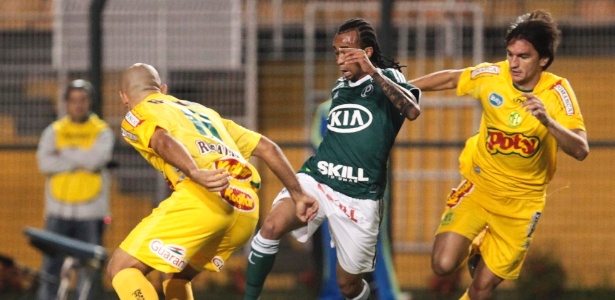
[436, 179, 545, 279]
[119, 180, 259, 273]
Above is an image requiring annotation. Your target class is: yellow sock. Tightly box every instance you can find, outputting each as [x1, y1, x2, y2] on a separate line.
[459, 289, 471, 300]
[112, 268, 159, 300]
[163, 279, 194, 300]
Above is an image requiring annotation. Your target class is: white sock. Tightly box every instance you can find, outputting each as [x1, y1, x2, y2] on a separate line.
[250, 231, 280, 254]
[347, 279, 370, 300]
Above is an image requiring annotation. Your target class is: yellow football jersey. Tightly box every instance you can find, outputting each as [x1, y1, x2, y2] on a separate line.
[121, 93, 262, 209]
[457, 61, 586, 198]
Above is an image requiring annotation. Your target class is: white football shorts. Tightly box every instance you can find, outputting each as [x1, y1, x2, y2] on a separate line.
[272, 173, 382, 274]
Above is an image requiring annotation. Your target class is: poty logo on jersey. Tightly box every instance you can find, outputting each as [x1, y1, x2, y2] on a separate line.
[361, 85, 374, 97]
[124, 111, 143, 127]
[149, 239, 188, 270]
[471, 65, 500, 78]
[327, 104, 372, 133]
[220, 185, 255, 211]
[211, 256, 225, 271]
[486, 128, 540, 157]
[488, 93, 504, 107]
[215, 158, 252, 181]
[552, 82, 575, 116]
[316, 160, 369, 182]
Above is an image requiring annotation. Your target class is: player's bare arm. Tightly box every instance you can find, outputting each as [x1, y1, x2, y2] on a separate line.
[409, 69, 463, 92]
[149, 126, 231, 191]
[522, 93, 589, 161]
[251, 136, 319, 222]
[373, 73, 420, 120]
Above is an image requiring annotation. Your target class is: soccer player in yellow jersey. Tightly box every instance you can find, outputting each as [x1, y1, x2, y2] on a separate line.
[106, 63, 318, 300]
[410, 10, 589, 300]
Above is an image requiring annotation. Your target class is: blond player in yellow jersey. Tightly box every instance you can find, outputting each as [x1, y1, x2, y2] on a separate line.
[107, 63, 318, 300]
[410, 10, 589, 300]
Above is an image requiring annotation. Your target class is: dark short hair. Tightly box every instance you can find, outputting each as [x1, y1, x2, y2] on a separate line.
[64, 79, 94, 101]
[506, 10, 560, 70]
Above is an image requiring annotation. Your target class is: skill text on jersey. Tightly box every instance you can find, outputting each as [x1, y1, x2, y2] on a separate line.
[317, 161, 369, 182]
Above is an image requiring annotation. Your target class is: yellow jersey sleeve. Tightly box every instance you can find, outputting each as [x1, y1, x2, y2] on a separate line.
[222, 118, 262, 160]
[457, 62, 501, 98]
[547, 78, 586, 132]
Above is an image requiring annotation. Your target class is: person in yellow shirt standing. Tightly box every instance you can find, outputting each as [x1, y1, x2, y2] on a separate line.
[36, 79, 115, 300]
[409, 10, 589, 300]
[106, 63, 318, 300]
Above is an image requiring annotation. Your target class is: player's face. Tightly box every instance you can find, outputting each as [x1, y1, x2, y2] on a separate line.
[506, 39, 549, 91]
[66, 89, 91, 123]
[333, 29, 364, 82]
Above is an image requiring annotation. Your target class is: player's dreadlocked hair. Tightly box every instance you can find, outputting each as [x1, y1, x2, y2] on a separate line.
[337, 18, 404, 72]
[506, 10, 560, 70]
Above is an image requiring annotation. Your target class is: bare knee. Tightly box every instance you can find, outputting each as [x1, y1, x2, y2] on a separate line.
[431, 254, 460, 276]
[258, 217, 287, 240]
[258, 199, 297, 240]
[106, 248, 151, 279]
[431, 232, 472, 276]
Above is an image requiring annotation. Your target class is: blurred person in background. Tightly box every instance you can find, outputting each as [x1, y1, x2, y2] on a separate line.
[310, 97, 404, 300]
[107, 63, 317, 300]
[244, 18, 420, 300]
[36, 79, 115, 299]
[409, 10, 588, 300]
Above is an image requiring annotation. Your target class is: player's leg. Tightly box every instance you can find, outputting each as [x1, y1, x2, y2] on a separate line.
[371, 231, 402, 300]
[163, 265, 200, 300]
[318, 220, 344, 300]
[432, 180, 488, 277]
[245, 174, 325, 299]
[466, 196, 545, 299]
[336, 265, 369, 300]
[244, 196, 306, 299]
[326, 192, 380, 299]
[107, 248, 158, 300]
[432, 232, 473, 276]
[466, 259, 504, 300]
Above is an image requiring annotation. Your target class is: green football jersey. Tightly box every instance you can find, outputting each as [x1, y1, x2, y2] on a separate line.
[300, 68, 420, 200]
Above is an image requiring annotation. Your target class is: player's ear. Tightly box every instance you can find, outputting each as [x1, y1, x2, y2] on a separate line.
[364, 47, 374, 58]
[161, 84, 168, 94]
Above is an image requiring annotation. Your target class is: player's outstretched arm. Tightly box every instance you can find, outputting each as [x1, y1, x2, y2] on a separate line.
[251, 136, 319, 222]
[409, 69, 463, 92]
[149, 127, 230, 191]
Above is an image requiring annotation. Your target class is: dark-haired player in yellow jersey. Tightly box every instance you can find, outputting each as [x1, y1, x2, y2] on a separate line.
[410, 10, 589, 300]
[106, 63, 318, 300]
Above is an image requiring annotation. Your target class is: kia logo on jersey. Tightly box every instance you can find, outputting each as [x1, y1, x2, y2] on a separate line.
[327, 104, 373, 133]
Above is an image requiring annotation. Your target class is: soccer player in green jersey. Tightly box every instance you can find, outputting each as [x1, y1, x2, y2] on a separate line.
[244, 18, 421, 300]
